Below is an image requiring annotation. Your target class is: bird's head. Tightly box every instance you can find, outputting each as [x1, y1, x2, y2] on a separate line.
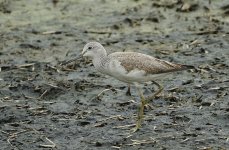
[82, 42, 107, 59]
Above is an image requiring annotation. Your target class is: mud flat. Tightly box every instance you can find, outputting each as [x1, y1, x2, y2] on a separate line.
[0, 0, 228, 149]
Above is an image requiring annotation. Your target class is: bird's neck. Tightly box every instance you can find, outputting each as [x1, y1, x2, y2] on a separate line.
[92, 51, 107, 66]
[92, 54, 106, 66]
[92, 53, 109, 75]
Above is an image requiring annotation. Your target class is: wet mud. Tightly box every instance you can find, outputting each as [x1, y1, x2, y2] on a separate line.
[0, 0, 228, 149]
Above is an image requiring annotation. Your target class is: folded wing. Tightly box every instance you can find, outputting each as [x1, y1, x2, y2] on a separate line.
[109, 52, 194, 75]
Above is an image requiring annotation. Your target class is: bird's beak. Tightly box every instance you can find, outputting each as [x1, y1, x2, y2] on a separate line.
[60, 55, 82, 66]
[81, 48, 87, 56]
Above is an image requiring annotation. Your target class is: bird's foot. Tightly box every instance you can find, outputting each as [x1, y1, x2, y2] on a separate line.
[130, 122, 141, 133]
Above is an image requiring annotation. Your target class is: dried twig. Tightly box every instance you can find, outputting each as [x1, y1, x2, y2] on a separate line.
[46, 65, 61, 73]
[125, 138, 156, 146]
[111, 146, 121, 149]
[39, 137, 56, 148]
[37, 89, 48, 100]
[16, 63, 35, 68]
[97, 115, 124, 122]
[90, 88, 121, 100]
[6, 129, 31, 149]
[41, 31, 62, 34]
[113, 124, 136, 129]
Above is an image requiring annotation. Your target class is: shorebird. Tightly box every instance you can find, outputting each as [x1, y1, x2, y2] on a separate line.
[64, 42, 194, 132]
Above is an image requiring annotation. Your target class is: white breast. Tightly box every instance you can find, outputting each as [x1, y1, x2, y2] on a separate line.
[105, 59, 148, 83]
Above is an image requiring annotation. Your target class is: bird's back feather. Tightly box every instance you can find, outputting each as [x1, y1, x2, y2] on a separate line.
[109, 52, 193, 75]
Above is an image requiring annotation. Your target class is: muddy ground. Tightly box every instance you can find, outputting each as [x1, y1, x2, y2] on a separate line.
[0, 0, 228, 149]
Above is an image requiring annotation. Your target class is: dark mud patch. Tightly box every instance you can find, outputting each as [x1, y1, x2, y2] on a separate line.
[0, 0, 229, 149]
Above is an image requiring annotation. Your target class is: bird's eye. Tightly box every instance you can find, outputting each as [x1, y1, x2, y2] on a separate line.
[88, 46, 92, 50]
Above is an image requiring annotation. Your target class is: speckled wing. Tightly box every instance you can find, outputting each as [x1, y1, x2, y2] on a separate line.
[109, 52, 194, 75]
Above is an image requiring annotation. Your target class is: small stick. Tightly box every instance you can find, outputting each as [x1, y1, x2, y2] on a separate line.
[97, 89, 112, 97]
[97, 115, 123, 122]
[42, 31, 62, 34]
[16, 63, 35, 68]
[47, 65, 60, 73]
[111, 146, 121, 149]
[90, 88, 121, 100]
[39, 137, 56, 148]
[38, 90, 48, 99]
[113, 124, 136, 129]
[125, 138, 156, 146]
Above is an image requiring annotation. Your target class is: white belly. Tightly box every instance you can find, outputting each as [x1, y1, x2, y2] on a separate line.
[104, 59, 166, 83]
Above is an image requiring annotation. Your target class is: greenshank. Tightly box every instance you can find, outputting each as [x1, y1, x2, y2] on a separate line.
[68, 42, 194, 132]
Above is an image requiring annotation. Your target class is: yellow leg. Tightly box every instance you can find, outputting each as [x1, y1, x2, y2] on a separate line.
[130, 82, 163, 133]
[131, 86, 146, 133]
